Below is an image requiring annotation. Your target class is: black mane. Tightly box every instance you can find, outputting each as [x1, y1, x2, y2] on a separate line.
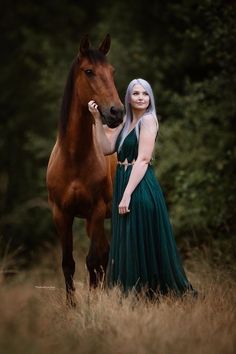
[59, 49, 107, 135]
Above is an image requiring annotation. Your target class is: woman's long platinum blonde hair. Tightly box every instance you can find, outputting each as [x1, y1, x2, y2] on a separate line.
[118, 78, 157, 152]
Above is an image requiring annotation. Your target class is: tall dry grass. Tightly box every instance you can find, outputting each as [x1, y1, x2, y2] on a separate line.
[0, 246, 235, 354]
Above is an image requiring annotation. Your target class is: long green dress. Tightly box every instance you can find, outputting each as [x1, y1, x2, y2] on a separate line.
[107, 127, 197, 298]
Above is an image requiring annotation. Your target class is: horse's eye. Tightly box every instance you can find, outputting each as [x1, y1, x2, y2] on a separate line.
[85, 69, 94, 77]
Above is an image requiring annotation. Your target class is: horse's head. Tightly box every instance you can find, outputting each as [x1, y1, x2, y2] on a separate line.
[76, 34, 124, 128]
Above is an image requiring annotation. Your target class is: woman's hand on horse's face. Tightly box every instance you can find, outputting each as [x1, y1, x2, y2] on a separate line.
[88, 100, 100, 120]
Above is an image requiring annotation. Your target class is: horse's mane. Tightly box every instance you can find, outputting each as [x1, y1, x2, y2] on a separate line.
[59, 49, 107, 135]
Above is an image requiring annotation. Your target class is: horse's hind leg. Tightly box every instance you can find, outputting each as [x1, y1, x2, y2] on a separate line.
[86, 204, 109, 288]
[53, 205, 76, 307]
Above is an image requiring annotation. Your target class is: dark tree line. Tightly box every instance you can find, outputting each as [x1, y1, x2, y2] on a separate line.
[0, 0, 235, 267]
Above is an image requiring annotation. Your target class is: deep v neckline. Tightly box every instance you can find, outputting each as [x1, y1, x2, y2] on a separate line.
[127, 120, 140, 135]
[127, 117, 143, 136]
[127, 127, 136, 136]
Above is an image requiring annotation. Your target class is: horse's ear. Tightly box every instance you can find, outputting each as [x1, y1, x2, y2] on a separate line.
[79, 34, 90, 55]
[98, 34, 111, 55]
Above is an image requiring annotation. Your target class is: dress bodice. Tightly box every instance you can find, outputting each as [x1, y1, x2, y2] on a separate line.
[115, 128, 139, 163]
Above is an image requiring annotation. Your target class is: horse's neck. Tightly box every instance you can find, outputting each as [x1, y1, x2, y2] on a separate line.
[61, 100, 95, 158]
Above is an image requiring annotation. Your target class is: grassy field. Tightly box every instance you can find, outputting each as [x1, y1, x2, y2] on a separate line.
[0, 246, 235, 354]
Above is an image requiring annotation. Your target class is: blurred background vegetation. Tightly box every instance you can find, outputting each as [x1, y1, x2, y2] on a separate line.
[0, 0, 235, 271]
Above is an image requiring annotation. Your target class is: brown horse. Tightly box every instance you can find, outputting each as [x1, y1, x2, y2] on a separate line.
[46, 34, 124, 306]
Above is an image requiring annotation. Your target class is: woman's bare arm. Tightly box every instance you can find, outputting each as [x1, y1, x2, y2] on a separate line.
[94, 119, 124, 155]
[118, 114, 158, 214]
[88, 100, 124, 155]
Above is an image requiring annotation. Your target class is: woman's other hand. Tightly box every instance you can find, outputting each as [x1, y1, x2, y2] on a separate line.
[118, 193, 131, 214]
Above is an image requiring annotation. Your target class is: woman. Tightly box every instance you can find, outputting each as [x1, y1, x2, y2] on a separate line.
[88, 78, 197, 299]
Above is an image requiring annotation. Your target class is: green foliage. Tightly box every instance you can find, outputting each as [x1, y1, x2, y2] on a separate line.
[157, 2, 236, 241]
[157, 79, 236, 236]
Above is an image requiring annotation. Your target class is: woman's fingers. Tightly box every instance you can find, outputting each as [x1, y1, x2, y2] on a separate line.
[88, 100, 98, 112]
[118, 194, 131, 215]
[88, 100, 100, 120]
[118, 205, 130, 215]
[88, 100, 96, 106]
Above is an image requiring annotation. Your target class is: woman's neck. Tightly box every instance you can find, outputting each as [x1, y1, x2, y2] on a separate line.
[131, 108, 147, 124]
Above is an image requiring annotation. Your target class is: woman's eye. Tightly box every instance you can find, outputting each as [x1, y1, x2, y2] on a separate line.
[85, 69, 94, 76]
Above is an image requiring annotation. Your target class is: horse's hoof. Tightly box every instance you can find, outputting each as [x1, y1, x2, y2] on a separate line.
[66, 299, 76, 308]
[66, 293, 76, 308]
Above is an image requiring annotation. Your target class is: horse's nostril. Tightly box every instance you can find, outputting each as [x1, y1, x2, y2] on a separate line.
[110, 106, 117, 115]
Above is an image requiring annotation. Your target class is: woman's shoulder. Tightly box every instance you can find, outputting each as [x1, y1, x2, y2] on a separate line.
[140, 113, 159, 134]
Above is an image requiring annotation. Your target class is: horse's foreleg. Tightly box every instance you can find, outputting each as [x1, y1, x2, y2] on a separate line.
[53, 206, 76, 307]
[86, 205, 109, 288]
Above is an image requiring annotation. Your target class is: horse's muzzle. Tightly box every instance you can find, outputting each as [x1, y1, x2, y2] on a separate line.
[99, 106, 124, 128]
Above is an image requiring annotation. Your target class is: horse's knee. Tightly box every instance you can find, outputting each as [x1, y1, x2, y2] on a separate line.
[87, 247, 109, 268]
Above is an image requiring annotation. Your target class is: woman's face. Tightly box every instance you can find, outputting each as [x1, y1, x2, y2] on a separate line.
[130, 84, 150, 111]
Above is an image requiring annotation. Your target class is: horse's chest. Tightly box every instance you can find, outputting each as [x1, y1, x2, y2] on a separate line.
[49, 152, 111, 216]
[62, 174, 108, 215]
[67, 181, 92, 212]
